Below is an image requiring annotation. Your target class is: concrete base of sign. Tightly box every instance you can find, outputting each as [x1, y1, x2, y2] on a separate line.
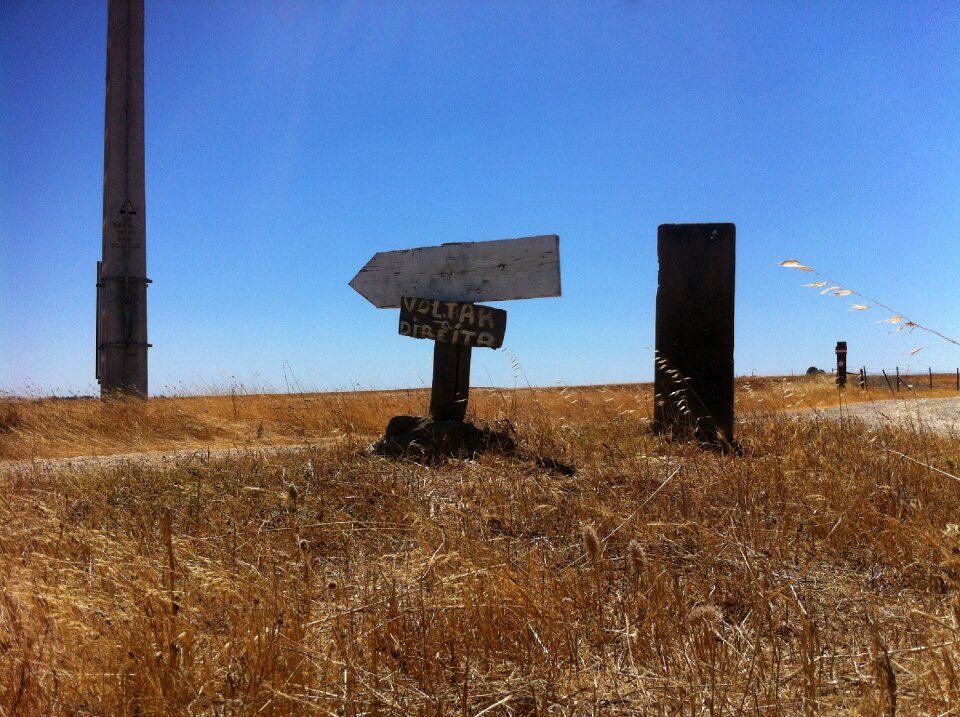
[373, 416, 515, 460]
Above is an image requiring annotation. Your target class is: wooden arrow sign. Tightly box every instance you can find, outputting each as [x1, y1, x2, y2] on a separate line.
[349, 235, 561, 308]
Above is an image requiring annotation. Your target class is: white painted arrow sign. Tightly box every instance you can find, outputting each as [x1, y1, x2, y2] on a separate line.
[349, 235, 561, 308]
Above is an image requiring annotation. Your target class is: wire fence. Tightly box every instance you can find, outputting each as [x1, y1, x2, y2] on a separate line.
[849, 367, 960, 393]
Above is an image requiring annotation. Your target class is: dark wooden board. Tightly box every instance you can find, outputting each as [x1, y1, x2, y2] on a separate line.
[654, 223, 736, 447]
[399, 297, 506, 349]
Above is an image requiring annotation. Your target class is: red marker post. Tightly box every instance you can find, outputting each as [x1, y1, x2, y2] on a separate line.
[836, 341, 848, 388]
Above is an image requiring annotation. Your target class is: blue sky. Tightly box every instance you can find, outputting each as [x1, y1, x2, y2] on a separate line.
[2, 1, 959, 396]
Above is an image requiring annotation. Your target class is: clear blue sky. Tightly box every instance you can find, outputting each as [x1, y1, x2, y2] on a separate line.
[2, 1, 959, 396]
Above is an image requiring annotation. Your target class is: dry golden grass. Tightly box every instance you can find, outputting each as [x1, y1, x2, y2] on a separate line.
[3, 374, 956, 462]
[0, 389, 424, 462]
[3, 376, 960, 714]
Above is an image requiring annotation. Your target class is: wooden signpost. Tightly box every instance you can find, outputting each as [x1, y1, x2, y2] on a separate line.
[351, 235, 560, 422]
[399, 296, 507, 420]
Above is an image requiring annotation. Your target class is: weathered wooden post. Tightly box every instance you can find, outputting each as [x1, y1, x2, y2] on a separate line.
[97, 0, 150, 397]
[430, 343, 472, 421]
[835, 341, 847, 388]
[654, 223, 735, 448]
[350, 236, 560, 429]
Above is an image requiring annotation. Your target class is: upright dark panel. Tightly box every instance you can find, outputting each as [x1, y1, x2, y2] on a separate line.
[654, 223, 735, 447]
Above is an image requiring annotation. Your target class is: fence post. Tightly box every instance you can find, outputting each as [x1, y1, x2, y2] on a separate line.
[896, 366, 900, 392]
[882, 369, 895, 395]
[859, 366, 866, 390]
[929, 367, 933, 390]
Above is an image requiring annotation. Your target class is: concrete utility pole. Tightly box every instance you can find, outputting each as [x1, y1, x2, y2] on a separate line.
[97, 0, 150, 396]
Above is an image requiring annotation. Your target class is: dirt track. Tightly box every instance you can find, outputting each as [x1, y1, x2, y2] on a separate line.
[0, 439, 345, 476]
[811, 395, 960, 436]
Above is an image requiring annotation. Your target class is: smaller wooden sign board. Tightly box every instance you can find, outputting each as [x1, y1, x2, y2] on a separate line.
[399, 296, 506, 349]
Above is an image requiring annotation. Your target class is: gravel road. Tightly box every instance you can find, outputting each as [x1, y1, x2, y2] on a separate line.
[0, 440, 341, 476]
[810, 396, 960, 436]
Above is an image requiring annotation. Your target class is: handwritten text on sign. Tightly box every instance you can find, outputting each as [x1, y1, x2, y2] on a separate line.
[399, 297, 506, 349]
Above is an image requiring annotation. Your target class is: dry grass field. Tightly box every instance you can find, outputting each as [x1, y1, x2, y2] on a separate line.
[3, 375, 960, 714]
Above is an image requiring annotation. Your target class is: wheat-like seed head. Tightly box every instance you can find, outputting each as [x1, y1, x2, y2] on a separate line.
[582, 524, 601, 562]
[687, 603, 720, 626]
[628, 539, 646, 576]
